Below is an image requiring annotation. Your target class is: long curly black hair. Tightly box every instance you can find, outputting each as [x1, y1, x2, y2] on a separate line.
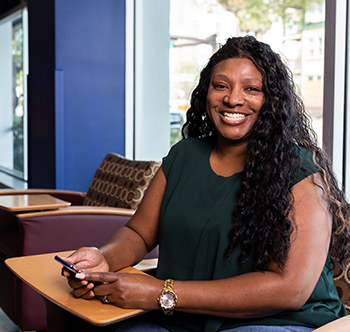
[182, 35, 350, 271]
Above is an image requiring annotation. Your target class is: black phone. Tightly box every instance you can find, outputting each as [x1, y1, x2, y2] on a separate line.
[54, 255, 82, 274]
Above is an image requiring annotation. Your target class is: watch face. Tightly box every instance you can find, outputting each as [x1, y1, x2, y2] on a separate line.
[160, 292, 175, 309]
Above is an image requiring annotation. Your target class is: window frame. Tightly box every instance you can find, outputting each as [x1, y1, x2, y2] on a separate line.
[125, 0, 170, 162]
[0, 6, 28, 189]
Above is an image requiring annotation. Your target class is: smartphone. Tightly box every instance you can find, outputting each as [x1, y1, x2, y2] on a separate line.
[54, 255, 82, 274]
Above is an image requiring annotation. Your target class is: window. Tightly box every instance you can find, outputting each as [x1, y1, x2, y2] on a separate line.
[125, 0, 350, 197]
[309, 38, 315, 56]
[125, 0, 350, 198]
[0, 7, 28, 187]
[319, 37, 323, 56]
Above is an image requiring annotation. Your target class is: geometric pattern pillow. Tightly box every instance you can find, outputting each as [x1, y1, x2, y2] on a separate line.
[333, 258, 350, 314]
[83, 153, 160, 210]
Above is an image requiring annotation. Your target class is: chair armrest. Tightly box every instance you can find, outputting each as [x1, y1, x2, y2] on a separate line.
[16, 206, 135, 219]
[14, 207, 135, 255]
[14, 206, 158, 259]
[313, 315, 350, 331]
[0, 189, 86, 206]
[0, 188, 86, 196]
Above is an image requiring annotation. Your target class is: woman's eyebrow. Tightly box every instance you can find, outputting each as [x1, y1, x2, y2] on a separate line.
[212, 74, 262, 83]
[242, 77, 263, 83]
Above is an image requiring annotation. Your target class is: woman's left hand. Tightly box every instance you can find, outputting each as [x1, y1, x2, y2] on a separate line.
[75, 272, 163, 310]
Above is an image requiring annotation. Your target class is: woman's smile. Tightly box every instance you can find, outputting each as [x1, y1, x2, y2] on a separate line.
[220, 111, 247, 123]
[206, 58, 265, 143]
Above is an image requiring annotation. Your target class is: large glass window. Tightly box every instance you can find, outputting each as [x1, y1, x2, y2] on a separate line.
[0, 8, 28, 183]
[125, 0, 347, 197]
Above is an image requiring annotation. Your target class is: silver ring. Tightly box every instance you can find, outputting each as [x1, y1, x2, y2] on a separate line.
[101, 295, 110, 304]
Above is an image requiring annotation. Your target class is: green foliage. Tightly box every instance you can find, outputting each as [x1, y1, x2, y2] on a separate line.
[218, 0, 323, 35]
[12, 21, 23, 65]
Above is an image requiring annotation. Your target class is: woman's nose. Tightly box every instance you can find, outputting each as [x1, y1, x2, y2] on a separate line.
[224, 88, 244, 107]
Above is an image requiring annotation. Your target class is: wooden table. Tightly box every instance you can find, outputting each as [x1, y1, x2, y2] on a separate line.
[0, 194, 71, 212]
[5, 251, 157, 330]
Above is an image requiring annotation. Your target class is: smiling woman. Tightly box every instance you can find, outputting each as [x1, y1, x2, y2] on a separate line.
[62, 36, 350, 332]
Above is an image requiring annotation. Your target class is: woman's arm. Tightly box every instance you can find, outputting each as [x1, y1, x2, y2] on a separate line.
[64, 167, 167, 299]
[173, 172, 332, 317]
[82, 172, 332, 318]
[99, 166, 167, 271]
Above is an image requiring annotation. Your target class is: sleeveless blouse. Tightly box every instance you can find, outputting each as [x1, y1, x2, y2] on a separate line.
[150, 137, 346, 332]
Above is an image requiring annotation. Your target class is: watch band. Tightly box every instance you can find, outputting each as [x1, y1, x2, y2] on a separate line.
[157, 279, 178, 315]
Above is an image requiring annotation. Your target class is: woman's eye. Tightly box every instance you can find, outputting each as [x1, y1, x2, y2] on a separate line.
[215, 84, 227, 89]
[247, 87, 260, 92]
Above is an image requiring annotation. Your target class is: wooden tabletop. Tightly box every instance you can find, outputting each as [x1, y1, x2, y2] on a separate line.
[5, 251, 155, 326]
[0, 194, 71, 212]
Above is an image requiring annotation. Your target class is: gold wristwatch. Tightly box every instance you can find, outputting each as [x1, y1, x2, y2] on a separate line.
[157, 279, 178, 315]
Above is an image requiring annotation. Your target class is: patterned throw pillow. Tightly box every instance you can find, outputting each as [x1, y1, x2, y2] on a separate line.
[333, 259, 350, 314]
[83, 153, 160, 210]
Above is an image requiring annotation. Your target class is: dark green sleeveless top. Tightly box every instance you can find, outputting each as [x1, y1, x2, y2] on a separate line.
[151, 137, 346, 332]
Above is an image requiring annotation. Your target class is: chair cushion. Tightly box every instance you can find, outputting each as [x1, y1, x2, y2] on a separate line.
[83, 153, 160, 210]
[333, 259, 350, 314]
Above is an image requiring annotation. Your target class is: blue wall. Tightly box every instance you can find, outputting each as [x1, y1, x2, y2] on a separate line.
[28, 0, 126, 191]
[55, 0, 126, 191]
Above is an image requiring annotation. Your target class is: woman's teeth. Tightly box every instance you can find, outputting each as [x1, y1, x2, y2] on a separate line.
[223, 112, 246, 120]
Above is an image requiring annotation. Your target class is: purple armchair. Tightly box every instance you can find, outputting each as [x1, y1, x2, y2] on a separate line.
[0, 153, 160, 331]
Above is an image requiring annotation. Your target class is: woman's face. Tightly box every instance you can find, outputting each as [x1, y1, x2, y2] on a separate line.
[206, 57, 265, 144]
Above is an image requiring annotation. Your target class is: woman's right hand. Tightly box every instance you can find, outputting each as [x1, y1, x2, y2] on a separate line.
[62, 247, 109, 299]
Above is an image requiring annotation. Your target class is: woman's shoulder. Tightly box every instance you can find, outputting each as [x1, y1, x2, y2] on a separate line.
[293, 145, 321, 185]
[162, 137, 215, 177]
[295, 146, 318, 168]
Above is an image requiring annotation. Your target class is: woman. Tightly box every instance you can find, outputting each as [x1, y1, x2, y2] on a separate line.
[64, 36, 350, 332]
